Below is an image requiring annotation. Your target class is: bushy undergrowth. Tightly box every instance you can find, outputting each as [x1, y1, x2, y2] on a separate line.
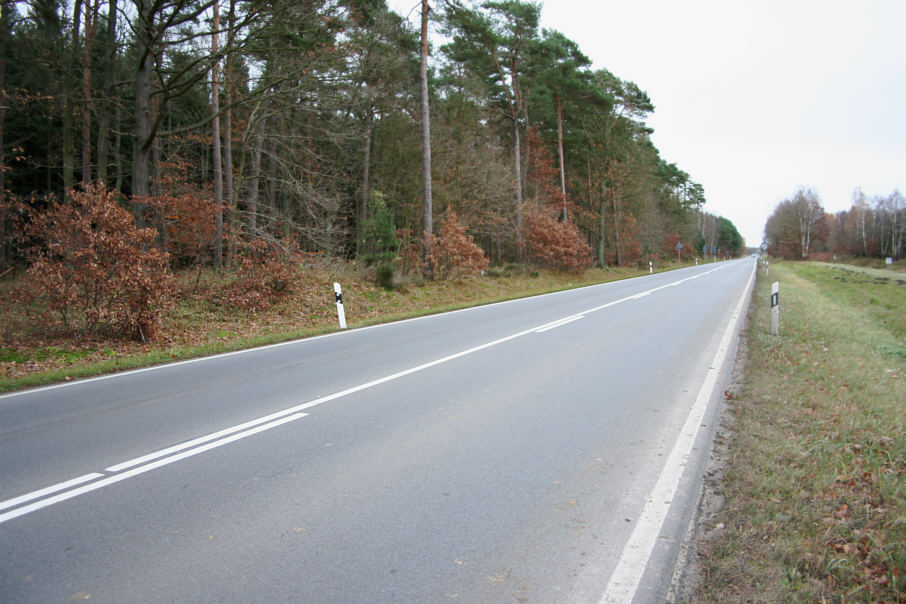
[522, 209, 593, 273]
[424, 211, 489, 280]
[12, 183, 175, 340]
[221, 238, 300, 310]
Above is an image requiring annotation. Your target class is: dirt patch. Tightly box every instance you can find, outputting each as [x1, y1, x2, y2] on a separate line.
[666, 315, 749, 603]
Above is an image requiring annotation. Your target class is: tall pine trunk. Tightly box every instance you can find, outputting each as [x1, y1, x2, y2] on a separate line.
[246, 115, 264, 232]
[211, 0, 224, 270]
[63, 0, 83, 195]
[223, 0, 234, 244]
[555, 94, 567, 221]
[132, 0, 154, 201]
[96, 0, 117, 184]
[359, 109, 373, 253]
[420, 0, 433, 275]
[80, 0, 98, 184]
[0, 0, 8, 271]
[598, 183, 607, 267]
[513, 118, 522, 233]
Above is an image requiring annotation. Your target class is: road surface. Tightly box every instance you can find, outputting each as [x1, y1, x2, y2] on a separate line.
[1, 258, 755, 603]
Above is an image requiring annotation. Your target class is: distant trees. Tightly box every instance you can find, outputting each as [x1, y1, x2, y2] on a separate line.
[764, 187, 826, 259]
[825, 189, 905, 260]
[765, 186, 904, 261]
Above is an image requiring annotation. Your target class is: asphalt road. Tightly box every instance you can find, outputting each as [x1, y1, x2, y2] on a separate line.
[1, 258, 755, 603]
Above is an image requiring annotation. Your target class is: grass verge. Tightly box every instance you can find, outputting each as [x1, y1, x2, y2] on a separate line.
[1, 261, 693, 393]
[694, 260, 905, 601]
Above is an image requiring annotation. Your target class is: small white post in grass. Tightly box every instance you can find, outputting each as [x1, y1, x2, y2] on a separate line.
[649, 261, 653, 274]
[771, 281, 779, 336]
[333, 282, 347, 329]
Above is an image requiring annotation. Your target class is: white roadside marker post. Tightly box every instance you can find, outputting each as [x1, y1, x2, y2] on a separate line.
[771, 281, 779, 336]
[649, 261, 653, 274]
[334, 282, 347, 329]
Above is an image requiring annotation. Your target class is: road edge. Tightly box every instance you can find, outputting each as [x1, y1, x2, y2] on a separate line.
[665, 277, 754, 602]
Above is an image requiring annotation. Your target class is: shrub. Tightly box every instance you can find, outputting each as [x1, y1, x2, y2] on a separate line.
[394, 228, 422, 276]
[605, 212, 642, 266]
[17, 182, 175, 340]
[374, 261, 397, 291]
[221, 238, 299, 310]
[522, 209, 593, 273]
[424, 211, 489, 280]
[141, 160, 218, 269]
[359, 191, 399, 265]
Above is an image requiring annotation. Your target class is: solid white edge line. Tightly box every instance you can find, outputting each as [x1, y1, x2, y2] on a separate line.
[599, 259, 756, 604]
[0, 473, 104, 512]
[0, 413, 307, 525]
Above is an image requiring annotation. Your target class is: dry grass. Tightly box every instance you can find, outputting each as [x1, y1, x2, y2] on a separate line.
[694, 260, 906, 602]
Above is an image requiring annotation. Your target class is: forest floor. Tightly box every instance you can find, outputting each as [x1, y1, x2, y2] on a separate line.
[683, 259, 906, 602]
[0, 258, 666, 392]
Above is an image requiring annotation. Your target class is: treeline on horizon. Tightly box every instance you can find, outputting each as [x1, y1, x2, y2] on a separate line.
[0, 0, 746, 284]
[764, 187, 905, 261]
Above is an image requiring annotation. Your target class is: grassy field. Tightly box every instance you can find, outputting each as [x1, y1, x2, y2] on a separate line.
[693, 260, 905, 601]
[0, 259, 672, 392]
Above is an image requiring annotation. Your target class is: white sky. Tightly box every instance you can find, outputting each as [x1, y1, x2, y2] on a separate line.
[391, 0, 906, 246]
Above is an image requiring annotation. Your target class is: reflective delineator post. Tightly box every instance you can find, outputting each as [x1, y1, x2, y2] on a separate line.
[770, 281, 779, 336]
[334, 282, 347, 329]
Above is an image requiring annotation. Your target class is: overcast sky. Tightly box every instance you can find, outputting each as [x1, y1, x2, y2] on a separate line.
[391, 0, 905, 246]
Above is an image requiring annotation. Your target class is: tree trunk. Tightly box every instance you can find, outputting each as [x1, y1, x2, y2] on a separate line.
[359, 108, 373, 254]
[81, 0, 98, 184]
[613, 196, 622, 266]
[211, 0, 223, 270]
[598, 183, 606, 267]
[420, 0, 433, 275]
[152, 133, 167, 253]
[555, 94, 566, 221]
[0, 0, 8, 271]
[63, 0, 83, 195]
[223, 0, 234, 221]
[266, 135, 278, 217]
[114, 106, 123, 191]
[513, 118, 522, 233]
[132, 0, 154, 201]
[246, 115, 264, 232]
[96, 0, 117, 184]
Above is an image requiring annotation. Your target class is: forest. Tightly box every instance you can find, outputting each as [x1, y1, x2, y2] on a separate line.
[764, 186, 905, 261]
[0, 0, 745, 340]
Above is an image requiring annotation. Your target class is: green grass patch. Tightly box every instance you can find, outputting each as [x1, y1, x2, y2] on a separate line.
[696, 260, 906, 601]
[0, 346, 97, 364]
